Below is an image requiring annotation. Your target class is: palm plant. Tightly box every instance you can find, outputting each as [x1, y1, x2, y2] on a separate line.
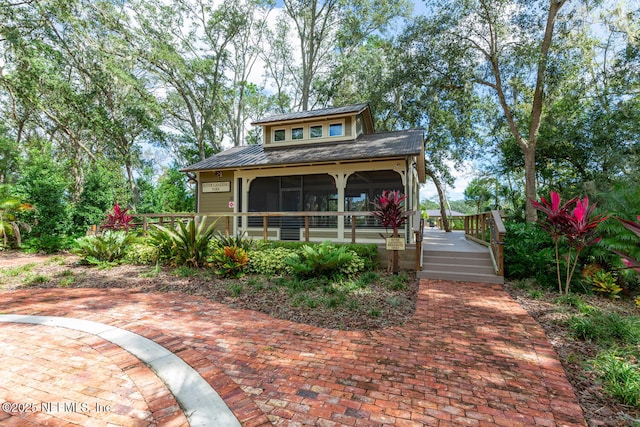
[148, 217, 217, 268]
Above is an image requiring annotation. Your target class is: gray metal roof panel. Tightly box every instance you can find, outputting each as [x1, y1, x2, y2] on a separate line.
[181, 129, 424, 172]
[251, 103, 370, 125]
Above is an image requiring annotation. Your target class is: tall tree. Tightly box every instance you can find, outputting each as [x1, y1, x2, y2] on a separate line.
[221, 0, 273, 147]
[126, 0, 246, 162]
[274, 0, 411, 111]
[409, 0, 602, 222]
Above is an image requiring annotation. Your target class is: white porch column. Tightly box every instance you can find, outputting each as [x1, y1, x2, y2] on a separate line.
[331, 173, 349, 241]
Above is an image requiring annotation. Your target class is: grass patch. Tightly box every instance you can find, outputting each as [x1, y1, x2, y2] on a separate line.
[227, 282, 243, 297]
[569, 311, 640, 345]
[595, 350, 640, 407]
[2, 263, 37, 277]
[23, 274, 50, 286]
[171, 266, 201, 278]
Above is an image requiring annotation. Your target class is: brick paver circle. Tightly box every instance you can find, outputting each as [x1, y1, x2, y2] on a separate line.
[0, 275, 588, 426]
[0, 323, 187, 426]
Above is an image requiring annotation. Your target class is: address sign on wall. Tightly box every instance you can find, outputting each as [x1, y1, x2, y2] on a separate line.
[202, 182, 231, 193]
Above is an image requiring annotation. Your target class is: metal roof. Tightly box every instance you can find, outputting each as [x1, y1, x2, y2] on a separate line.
[181, 128, 424, 173]
[251, 104, 370, 125]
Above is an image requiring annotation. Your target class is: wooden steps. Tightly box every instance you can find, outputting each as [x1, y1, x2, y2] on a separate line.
[418, 249, 504, 284]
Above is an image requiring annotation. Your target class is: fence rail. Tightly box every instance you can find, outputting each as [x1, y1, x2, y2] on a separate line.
[464, 210, 506, 277]
[97, 211, 415, 245]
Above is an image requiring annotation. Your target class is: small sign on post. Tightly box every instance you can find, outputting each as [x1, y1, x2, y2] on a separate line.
[385, 237, 406, 251]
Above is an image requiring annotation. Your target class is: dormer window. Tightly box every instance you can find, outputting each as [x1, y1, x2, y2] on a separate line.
[329, 123, 343, 137]
[274, 129, 286, 142]
[310, 125, 323, 139]
[292, 127, 304, 140]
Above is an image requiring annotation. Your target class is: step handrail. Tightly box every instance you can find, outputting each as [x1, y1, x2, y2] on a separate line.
[464, 210, 506, 277]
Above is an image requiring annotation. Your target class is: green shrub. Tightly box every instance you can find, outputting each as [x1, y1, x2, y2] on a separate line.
[284, 241, 365, 279]
[123, 243, 158, 265]
[22, 235, 78, 254]
[74, 230, 136, 264]
[209, 245, 249, 278]
[569, 311, 640, 345]
[246, 247, 296, 276]
[343, 243, 378, 270]
[264, 241, 378, 270]
[148, 217, 216, 268]
[503, 222, 558, 287]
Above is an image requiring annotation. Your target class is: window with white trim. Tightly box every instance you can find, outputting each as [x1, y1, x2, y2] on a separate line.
[273, 129, 286, 142]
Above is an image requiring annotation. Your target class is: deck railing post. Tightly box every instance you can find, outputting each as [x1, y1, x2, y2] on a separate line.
[226, 216, 230, 237]
[351, 215, 356, 244]
[304, 216, 310, 242]
[263, 216, 268, 242]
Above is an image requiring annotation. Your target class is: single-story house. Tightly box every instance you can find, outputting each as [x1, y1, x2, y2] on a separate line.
[181, 103, 426, 243]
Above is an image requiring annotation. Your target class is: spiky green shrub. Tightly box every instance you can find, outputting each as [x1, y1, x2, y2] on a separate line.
[148, 217, 216, 268]
[74, 230, 137, 264]
[210, 231, 256, 252]
[284, 241, 365, 279]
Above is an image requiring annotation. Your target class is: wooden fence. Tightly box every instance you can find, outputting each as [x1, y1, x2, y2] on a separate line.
[96, 211, 416, 245]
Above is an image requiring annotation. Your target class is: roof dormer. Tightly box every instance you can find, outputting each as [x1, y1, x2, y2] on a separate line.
[251, 103, 375, 148]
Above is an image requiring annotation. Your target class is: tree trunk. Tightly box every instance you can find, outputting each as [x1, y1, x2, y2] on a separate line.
[523, 144, 538, 223]
[426, 168, 451, 232]
[125, 162, 139, 208]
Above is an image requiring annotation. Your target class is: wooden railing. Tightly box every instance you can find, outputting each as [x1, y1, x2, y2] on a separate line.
[464, 210, 506, 277]
[97, 211, 415, 245]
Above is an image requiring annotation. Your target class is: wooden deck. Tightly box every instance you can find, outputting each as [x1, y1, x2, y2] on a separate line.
[418, 228, 504, 284]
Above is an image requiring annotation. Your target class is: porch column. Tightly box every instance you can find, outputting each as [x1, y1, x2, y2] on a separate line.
[331, 173, 349, 241]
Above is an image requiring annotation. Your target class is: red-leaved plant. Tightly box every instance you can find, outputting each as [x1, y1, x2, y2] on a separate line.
[614, 215, 640, 274]
[532, 191, 607, 294]
[372, 190, 409, 275]
[371, 190, 409, 232]
[103, 204, 133, 231]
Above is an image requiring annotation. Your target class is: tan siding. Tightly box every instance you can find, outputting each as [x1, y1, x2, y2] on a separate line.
[264, 125, 272, 144]
[344, 117, 352, 137]
[199, 171, 234, 230]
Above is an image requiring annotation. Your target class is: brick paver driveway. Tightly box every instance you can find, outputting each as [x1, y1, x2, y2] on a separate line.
[0, 279, 586, 426]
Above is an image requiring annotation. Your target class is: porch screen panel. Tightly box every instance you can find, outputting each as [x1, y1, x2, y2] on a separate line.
[248, 177, 280, 227]
[345, 170, 402, 228]
[247, 174, 337, 228]
[302, 174, 337, 228]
